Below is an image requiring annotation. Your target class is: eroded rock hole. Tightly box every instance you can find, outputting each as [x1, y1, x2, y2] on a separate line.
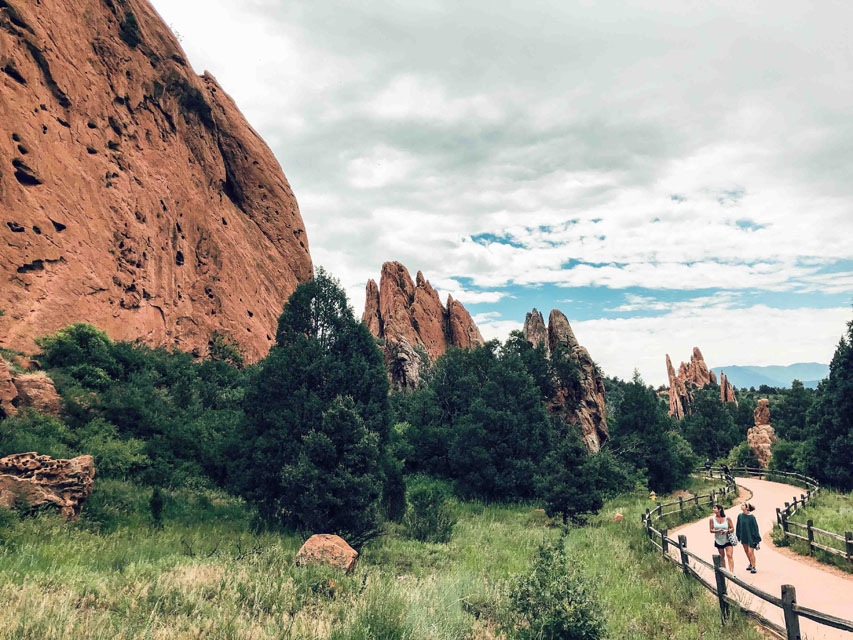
[175, 250, 184, 266]
[6, 222, 25, 232]
[12, 159, 41, 186]
[2, 63, 26, 85]
[50, 219, 66, 232]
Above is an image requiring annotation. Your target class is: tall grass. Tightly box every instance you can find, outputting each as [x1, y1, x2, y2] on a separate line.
[0, 478, 760, 639]
[779, 489, 853, 572]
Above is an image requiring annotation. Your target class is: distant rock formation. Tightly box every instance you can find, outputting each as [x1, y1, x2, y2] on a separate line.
[522, 308, 608, 452]
[361, 262, 485, 388]
[0, 0, 312, 362]
[0, 358, 62, 418]
[0, 452, 95, 518]
[665, 347, 736, 418]
[748, 399, 777, 468]
[720, 371, 738, 406]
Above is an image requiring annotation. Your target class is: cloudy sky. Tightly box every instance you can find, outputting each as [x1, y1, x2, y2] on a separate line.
[153, 0, 853, 385]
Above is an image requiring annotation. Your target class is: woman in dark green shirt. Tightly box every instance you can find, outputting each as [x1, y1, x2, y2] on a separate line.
[736, 503, 761, 573]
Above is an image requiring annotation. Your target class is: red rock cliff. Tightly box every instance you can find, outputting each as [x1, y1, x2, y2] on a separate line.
[665, 347, 736, 418]
[362, 262, 484, 388]
[0, 0, 312, 362]
[522, 308, 608, 452]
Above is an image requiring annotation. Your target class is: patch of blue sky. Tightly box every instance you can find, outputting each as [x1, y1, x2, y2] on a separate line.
[468, 232, 526, 249]
[735, 219, 766, 231]
[462, 282, 852, 327]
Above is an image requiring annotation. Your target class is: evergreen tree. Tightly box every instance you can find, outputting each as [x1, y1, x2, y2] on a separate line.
[238, 268, 391, 536]
[681, 387, 741, 461]
[803, 317, 853, 489]
[401, 342, 552, 500]
[538, 425, 604, 523]
[774, 380, 814, 441]
[608, 371, 695, 492]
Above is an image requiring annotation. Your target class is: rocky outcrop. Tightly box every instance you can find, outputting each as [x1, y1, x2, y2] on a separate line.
[523, 308, 548, 351]
[0, 452, 94, 518]
[720, 371, 738, 406]
[665, 347, 735, 418]
[12, 372, 62, 416]
[294, 534, 358, 574]
[748, 398, 777, 468]
[522, 308, 608, 452]
[0, 0, 312, 363]
[666, 354, 688, 420]
[0, 359, 61, 417]
[0, 359, 18, 418]
[362, 262, 484, 388]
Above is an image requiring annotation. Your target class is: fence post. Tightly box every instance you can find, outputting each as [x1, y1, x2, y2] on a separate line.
[807, 520, 814, 556]
[661, 528, 668, 556]
[776, 508, 782, 526]
[712, 555, 729, 623]
[678, 535, 689, 576]
[845, 531, 852, 568]
[679, 496, 683, 514]
[781, 584, 802, 640]
[695, 494, 699, 507]
[781, 510, 789, 536]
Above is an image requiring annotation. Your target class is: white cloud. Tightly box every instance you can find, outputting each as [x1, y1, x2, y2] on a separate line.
[150, 0, 853, 371]
[346, 146, 418, 189]
[576, 305, 851, 387]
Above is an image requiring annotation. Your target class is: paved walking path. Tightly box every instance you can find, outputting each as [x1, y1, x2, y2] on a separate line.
[670, 476, 853, 639]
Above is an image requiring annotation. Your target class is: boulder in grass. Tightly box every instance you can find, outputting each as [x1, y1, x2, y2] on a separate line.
[0, 452, 95, 518]
[294, 534, 358, 574]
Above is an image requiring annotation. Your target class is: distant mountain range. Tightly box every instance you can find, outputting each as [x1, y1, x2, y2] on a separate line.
[711, 363, 829, 389]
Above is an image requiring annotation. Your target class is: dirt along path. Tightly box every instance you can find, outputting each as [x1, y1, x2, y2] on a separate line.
[670, 476, 853, 639]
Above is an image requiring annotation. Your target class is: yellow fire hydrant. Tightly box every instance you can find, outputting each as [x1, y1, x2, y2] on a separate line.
[649, 491, 657, 501]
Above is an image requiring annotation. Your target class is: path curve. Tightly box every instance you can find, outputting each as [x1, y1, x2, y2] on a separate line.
[670, 476, 853, 639]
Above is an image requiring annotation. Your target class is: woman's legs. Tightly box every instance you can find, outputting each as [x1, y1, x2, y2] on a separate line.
[725, 545, 735, 571]
[744, 544, 756, 568]
[717, 546, 726, 568]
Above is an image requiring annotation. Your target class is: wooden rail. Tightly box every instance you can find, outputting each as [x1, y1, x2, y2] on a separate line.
[642, 466, 853, 638]
[740, 465, 853, 567]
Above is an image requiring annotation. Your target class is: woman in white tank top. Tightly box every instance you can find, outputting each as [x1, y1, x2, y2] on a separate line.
[709, 504, 735, 570]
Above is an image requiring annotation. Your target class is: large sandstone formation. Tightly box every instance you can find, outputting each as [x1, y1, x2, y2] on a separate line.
[719, 371, 738, 406]
[665, 347, 736, 419]
[362, 262, 484, 388]
[294, 534, 358, 574]
[0, 358, 61, 418]
[522, 308, 608, 452]
[748, 398, 777, 469]
[0, 452, 94, 517]
[0, 0, 312, 362]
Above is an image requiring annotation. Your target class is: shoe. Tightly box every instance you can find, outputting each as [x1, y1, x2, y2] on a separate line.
[749, 567, 757, 574]
[746, 565, 753, 571]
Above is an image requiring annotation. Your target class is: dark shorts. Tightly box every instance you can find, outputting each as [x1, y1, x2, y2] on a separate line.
[715, 541, 733, 549]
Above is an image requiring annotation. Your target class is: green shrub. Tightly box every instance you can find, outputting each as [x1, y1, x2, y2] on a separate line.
[501, 535, 604, 640]
[0, 507, 16, 546]
[403, 479, 456, 543]
[78, 418, 149, 477]
[0, 410, 76, 459]
[149, 487, 164, 528]
[727, 441, 759, 468]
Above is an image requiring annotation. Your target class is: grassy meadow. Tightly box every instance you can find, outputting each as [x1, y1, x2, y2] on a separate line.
[0, 476, 760, 640]
[775, 489, 853, 572]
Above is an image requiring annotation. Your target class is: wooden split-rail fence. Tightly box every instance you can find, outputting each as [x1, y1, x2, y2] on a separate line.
[641, 466, 853, 639]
